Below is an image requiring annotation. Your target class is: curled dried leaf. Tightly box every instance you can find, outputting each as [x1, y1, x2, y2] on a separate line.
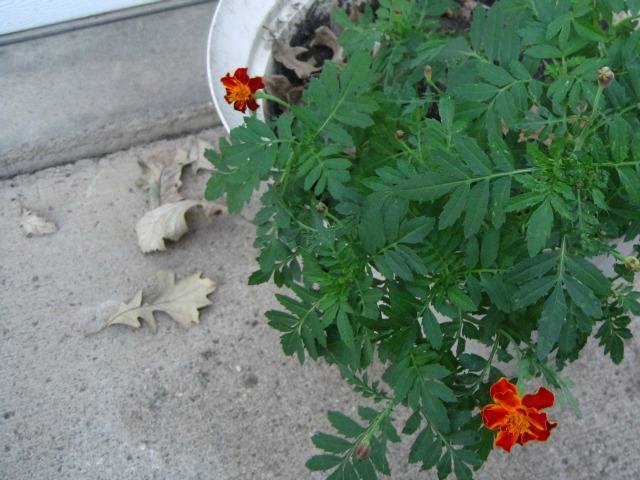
[271, 37, 320, 79]
[20, 206, 58, 237]
[136, 200, 224, 253]
[310, 26, 344, 66]
[138, 149, 193, 207]
[263, 75, 304, 106]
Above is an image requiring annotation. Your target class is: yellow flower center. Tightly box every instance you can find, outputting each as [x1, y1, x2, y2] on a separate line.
[228, 83, 252, 102]
[507, 408, 530, 435]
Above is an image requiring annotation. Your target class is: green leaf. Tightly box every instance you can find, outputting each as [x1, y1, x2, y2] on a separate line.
[439, 96, 455, 132]
[422, 307, 443, 350]
[525, 44, 562, 59]
[463, 180, 490, 238]
[526, 198, 553, 257]
[421, 385, 450, 432]
[595, 316, 632, 364]
[617, 167, 640, 204]
[306, 454, 343, 471]
[453, 83, 500, 101]
[449, 286, 477, 312]
[480, 273, 512, 312]
[449, 431, 479, 446]
[489, 176, 512, 228]
[312, 433, 353, 454]
[477, 62, 515, 87]
[395, 173, 460, 202]
[337, 305, 356, 350]
[509, 253, 559, 284]
[439, 184, 470, 230]
[513, 275, 557, 309]
[453, 134, 492, 176]
[504, 192, 545, 212]
[537, 284, 567, 361]
[328, 411, 366, 438]
[566, 255, 611, 296]
[409, 427, 436, 464]
[480, 228, 500, 267]
[563, 275, 602, 318]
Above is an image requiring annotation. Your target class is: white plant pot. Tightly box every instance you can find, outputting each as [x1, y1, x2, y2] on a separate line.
[207, 0, 318, 132]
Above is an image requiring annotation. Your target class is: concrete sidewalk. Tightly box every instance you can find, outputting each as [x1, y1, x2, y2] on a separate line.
[1, 2, 639, 479]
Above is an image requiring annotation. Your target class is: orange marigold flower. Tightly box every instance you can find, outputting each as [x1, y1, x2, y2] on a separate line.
[220, 68, 265, 113]
[481, 377, 557, 453]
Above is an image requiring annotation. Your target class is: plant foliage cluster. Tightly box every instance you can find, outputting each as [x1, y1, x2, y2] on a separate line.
[205, 0, 640, 477]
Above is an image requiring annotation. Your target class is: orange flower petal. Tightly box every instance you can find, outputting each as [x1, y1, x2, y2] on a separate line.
[493, 388, 521, 409]
[233, 100, 247, 113]
[233, 67, 250, 83]
[494, 429, 518, 452]
[248, 76, 265, 92]
[522, 386, 555, 410]
[245, 98, 260, 111]
[525, 410, 550, 431]
[481, 404, 510, 429]
[221, 74, 238, 89]
[490, 377, 518, 399]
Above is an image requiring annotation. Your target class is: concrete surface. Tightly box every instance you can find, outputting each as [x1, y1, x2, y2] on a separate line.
[0, 128, 639, 480]
[1, 1, 639, 478]
[0, 0, 219, 178]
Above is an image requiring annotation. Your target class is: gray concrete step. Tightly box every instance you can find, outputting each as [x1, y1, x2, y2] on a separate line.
[0, 0, 220, 178]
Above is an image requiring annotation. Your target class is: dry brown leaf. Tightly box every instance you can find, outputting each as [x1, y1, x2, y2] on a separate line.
[136, 199, 201, 252]
[310, 26, 344, 66]
[136, 200, 226, 253]
[19, 206, 58, 237]
[271, 37, 320, 78]
[187, 137, 216, 173]
[263, 75, 304, 106]
[102, 270, 217, 333]
[138, 149, 193, 207]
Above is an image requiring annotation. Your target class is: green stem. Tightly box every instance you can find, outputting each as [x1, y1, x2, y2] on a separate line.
[254, 91, 292, 110]
[573, 85, 604, 152]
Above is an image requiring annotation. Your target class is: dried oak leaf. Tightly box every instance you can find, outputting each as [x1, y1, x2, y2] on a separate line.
[20, 206, 58, 237]
[136, 200, 225, 253]
[271, 37, 320, 78]
[103, 270, 217, 333]
[263, 75, 304, 106]
[187, 137, 216, 173]
[310, 26, 344, 66]
[138, 148, 193, 207]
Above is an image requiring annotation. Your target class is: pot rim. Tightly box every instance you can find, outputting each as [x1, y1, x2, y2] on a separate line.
[207, 0, 316, 132]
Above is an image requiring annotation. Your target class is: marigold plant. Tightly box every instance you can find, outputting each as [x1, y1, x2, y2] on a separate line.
[205, 0, 639, 478]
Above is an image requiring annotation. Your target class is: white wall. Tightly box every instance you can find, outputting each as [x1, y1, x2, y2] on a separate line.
[0, 0, 163, 35]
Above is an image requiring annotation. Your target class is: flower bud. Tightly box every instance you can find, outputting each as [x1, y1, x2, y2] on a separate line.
[315, 202, 327, 214]
[424, 65, 432, 83]
[395, 130, 405, 140]
[624, 256, 640, 272]
[597, 66, 614, 88]
[353, 442, 371, 461]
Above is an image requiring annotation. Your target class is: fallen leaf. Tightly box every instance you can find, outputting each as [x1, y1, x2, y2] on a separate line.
[310, 26, 344, 66]
[138, 149, 193, 208]
[20, 206, 58, 236]
[136, 199, 200, 252]
[136, 200, 226, 253]
[102, 270, 217, 332]
[187, 137, 216, 173]
[263, 75, 304, 106]
[271, 37, 320, 78]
